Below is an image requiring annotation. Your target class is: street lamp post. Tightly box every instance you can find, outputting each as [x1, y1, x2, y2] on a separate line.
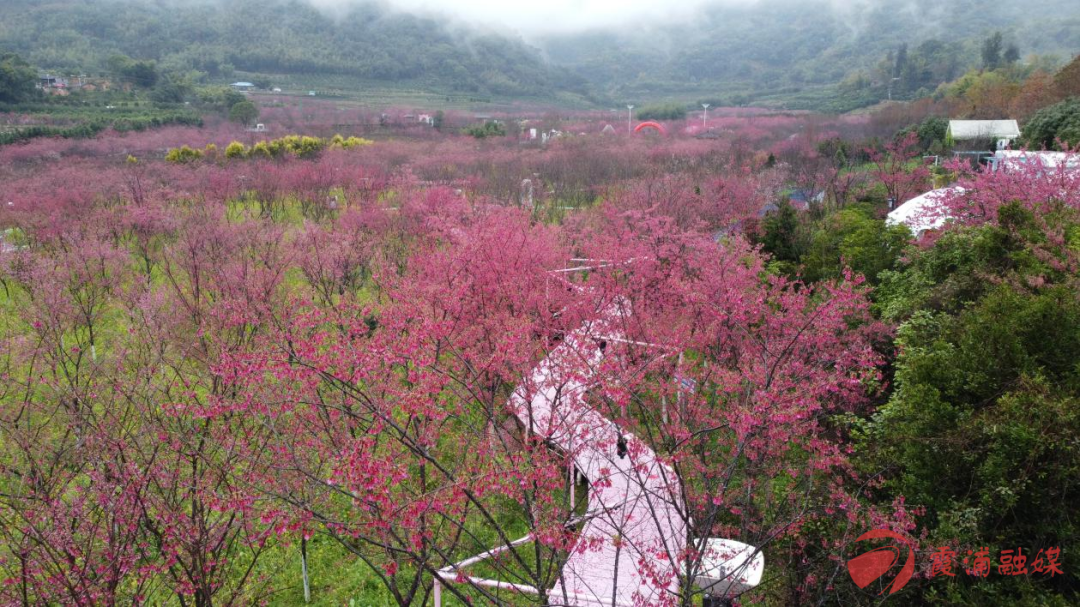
[702, 103, 710, 128]
[627, 105, 634, 134]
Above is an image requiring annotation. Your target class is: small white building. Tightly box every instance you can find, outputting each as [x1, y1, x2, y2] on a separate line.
[230, 82, 255, 91]
[947, 120, 1021, 150]
[541, 129, 563, 144]
[887, 186, 966, 238]
[418, 114, 434, 126]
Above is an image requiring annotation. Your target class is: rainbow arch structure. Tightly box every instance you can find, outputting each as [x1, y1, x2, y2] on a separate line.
[634, 121, 667, 135]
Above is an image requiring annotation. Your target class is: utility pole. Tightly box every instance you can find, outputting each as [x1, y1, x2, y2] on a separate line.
[627, 105, 634, 134]
[702, 103, 710, 128]
[888, 77, 900, 101]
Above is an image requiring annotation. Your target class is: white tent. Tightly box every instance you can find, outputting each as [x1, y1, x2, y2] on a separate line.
[993, 150, 1080, 171]
[948, 120, 1021, 142]
[887, 186, 965, 237]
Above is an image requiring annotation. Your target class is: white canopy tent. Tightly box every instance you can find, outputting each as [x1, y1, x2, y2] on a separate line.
[947, 120, 1020, 148]
[887, 186, 965, 237]
[993, 150, 1080, 171]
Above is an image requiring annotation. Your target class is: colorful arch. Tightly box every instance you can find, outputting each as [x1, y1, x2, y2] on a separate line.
[634, 121, 667, 135]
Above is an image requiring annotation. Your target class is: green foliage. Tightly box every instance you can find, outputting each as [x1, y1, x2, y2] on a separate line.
[282, 135, 326, 158]
[817, 137, 853, 165]
[464, 120, 506, 139]
[636, 103, 686, 121]
[228, 100, 259, 126]
[757, 202, 911, 284]
[197, 86, 248, 111]
[108, 54, 159, 88]
[802, 204, 911, 284]
[0, 107, 201, 146]
[0, 123, 102, 146]
[981, 31, 1005, 70]
[1021, 97, 1080, 150]
[0, 52, 37, 103]
[1054, 55, 1080, 99]
[202, 134, 372, 161]
[1004, 43, 1021, 65]
[758, 201, 806, 276]
[150, 74, 193, 103]
[328, 134, 373, 149]
[898, 116, 949, 152]
[864, 205, 1080, 603]
[165, 145, 204, 164]
[225, 141, 247, 159]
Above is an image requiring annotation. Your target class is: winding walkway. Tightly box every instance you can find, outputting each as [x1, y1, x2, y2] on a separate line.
[506, 307, 686, 606]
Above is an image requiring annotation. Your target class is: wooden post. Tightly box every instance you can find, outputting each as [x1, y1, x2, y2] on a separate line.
[568, 435, 575, 507]
[676, 352, 687, 422]
[301, 536, 310, 603]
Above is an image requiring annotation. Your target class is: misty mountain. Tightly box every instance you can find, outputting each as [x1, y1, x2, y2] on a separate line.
[539, 0, 1080, 106]
[2, 0, 1079, 108]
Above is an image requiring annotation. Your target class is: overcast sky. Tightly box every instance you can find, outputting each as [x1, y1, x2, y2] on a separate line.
[308, 0, 726, 33]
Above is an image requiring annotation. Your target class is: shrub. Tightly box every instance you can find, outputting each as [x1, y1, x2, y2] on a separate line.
[464, 121, 506, 139]
[225, 141, 247, 159]
[1021, 97, 1080, 150]
[636, 102, 687, 121]
[165, 145, 204, 164]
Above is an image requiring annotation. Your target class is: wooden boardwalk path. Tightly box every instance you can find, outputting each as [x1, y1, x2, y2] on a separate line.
[507, 309, 686, 606]
[434, 297, 761, 606]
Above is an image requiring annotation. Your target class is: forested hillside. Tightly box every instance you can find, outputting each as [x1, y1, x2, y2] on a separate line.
[0, 0, 591, 100]
[2, 0, 1079, 108]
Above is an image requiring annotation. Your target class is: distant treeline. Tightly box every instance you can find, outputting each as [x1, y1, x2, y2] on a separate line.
[636, 103, 687, 121]
[0, 111, 202, 146]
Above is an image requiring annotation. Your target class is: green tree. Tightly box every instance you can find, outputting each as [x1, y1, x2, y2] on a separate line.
[981, 31, 1004, 70]
[228, 100, 259, 127]
[119, 60, 159, 88]
[1054, 54, 1080, 98]
[865, 205, 1080, 604]
[194, 87, 246, 111]
[464, 120, 505, 139]
[0, 52, 36, 103]
[916, 116, 949, 149]
[801, 204, 911, 284]
[1004, 43, 1021, 65]
[1020, 97, 1080, 150]
[150, 74, 192, 104]
[893, 43, 909, 78]
[107, 54, 133, 77]
[636, 103, 687, 121]
[758, 201, 806, 276]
